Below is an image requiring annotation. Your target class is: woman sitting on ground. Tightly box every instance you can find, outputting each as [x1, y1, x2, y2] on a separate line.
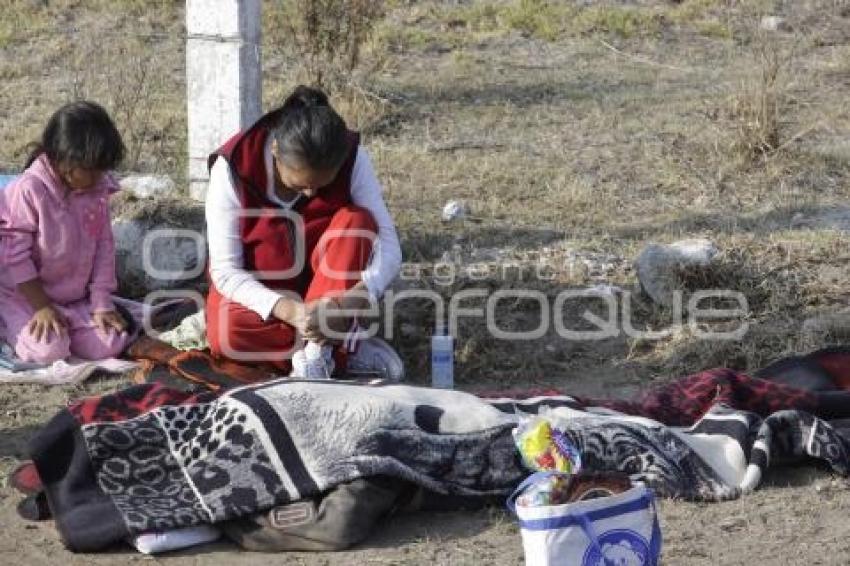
[205, 85, 403, 379]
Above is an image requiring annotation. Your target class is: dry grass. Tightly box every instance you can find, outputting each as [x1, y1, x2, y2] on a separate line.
[728, 31, 793, 161]
[373, 0, 776, 50]
[69, 36, 183, 173]
[0, 0, 184, 173]
[365, 0, 850, 387]
[264, 1, 395, 130]
[626, 230, 849, 377]
[270, 0, 386, 89]
[1, 0, 849, 389]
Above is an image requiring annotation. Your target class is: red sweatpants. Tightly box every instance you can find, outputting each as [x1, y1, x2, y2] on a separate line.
[206, 205, 377, 371]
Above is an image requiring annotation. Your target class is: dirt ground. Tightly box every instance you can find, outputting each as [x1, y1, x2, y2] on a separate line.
[2, 0, 850, 564]
[3, 376, 850, 566]
[3, 470, 850, 566]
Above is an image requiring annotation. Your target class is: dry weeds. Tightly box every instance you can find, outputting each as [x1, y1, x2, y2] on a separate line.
[0, 0, 849, 386]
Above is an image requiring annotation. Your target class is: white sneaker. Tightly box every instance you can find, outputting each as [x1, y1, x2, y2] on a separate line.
[289, 345, 335, 380]
[347, 338, 404, 382]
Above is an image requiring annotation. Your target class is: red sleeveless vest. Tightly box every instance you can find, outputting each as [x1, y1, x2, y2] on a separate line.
[209, 108, 359, 293]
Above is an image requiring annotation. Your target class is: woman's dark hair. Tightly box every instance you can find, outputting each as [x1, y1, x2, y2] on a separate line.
[25, 100, 125, 170]
[272, 85, 348, 171]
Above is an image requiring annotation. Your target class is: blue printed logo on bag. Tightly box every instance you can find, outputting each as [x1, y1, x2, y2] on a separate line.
[582, 529, 651, 565]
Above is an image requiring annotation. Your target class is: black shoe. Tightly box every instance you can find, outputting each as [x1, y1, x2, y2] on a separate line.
[16, 492, 51, 521]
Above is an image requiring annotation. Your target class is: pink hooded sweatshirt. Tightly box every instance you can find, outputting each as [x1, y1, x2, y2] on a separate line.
[0, 154, 118, 315]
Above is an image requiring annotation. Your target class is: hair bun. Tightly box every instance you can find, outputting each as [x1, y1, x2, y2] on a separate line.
[284, 85, 329, 111]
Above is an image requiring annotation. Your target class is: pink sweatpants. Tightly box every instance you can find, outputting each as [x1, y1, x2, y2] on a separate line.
[1, 297, 129, 364]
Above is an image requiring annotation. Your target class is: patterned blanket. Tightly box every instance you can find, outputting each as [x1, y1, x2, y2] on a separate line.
[489, 393, 850, 501]
[29, 348, 850, 552]
[31, 380, 523, 551]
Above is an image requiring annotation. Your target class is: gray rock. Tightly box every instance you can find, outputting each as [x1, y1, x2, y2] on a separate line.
[119, 174, 176, 199]
[760, 16, 791, 32]
[441, 200, 469, 222]
[634, 239, 718, 307]
[111, 197, 207, 298]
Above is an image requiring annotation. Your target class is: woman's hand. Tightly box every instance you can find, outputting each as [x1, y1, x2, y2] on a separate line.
[273, 290, 370, 344]
[93, 310, 128, 335]
[304, 298, 350, 344]
[272, 297, 308, 335]
[27, 305, 68, 343]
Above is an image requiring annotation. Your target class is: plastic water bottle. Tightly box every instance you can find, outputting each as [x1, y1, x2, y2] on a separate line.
[431, 321, 454, 389]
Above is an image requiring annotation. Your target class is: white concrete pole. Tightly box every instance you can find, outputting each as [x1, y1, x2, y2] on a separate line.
[186, 0, 262, 201]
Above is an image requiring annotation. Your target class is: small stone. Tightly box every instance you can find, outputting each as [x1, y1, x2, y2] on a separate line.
[760, 16, 791, 32]
[119, 174, 176, 199]
[442, 200, 469, 222]
[634, 239, 718, 307]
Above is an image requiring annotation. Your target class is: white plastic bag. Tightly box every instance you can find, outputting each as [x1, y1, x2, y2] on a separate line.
[130, 524, 221, 555]
[508, 472, 662, 566]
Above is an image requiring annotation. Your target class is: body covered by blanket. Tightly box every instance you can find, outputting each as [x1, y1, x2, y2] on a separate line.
[497, 400, 850, 501]
[30, 380, 523, 551]
[484, 361, 850, 501]
[29, 348, 850, 552]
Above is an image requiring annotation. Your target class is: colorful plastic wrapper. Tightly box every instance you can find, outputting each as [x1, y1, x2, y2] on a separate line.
[514, 417, 582, 474]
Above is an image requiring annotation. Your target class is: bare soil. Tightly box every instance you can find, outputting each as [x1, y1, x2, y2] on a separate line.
[3, 375, 850, 566]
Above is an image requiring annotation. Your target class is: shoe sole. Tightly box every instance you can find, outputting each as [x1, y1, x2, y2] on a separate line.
[351, 338, 405, 382]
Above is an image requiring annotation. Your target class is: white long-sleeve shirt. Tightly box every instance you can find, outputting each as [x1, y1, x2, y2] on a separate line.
[206, 141, 402, 319]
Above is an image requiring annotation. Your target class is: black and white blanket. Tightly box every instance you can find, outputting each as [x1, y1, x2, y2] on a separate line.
[30, 370, 850, 551]
[491, 394, 850, 501]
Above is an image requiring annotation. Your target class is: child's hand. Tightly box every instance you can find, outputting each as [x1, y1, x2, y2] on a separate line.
[27, 306, 68, 343]
[93, 310, 128, 335]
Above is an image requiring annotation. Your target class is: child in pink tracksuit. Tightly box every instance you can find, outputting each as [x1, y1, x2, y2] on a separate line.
[0, 101, 130, 364]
